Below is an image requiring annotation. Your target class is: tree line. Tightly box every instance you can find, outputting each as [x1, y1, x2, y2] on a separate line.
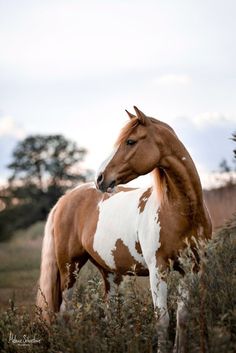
[0, 134, 93, 241]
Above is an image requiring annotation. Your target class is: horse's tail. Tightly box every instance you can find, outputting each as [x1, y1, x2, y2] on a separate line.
[36, 206, 61, 320]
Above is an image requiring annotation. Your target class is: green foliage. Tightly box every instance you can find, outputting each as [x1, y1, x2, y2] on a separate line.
[0, 277, 157, 353]
[0, 184, 61, 241]
[0, 134, 91, 241]
[219, 158, 231, 173]
[8, 134, 87, 186]
[0, 217, 235, 353]
[232, 132, 236, 159]
[176, 216, 236, 353]
[215, 134, 236, 187]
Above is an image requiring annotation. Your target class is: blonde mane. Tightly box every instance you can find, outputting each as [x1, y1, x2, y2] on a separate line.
[152, 168, 167, 205]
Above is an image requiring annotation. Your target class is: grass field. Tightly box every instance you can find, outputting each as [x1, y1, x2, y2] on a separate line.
[0, 184, 235, 311]
[0, 222, 43, 310]
[0, 222, 150, 312]
[0, 217, 235, 352]
[0, 185, 235, 352]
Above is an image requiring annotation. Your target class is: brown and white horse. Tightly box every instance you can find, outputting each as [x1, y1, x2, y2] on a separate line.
[37, 107, 212, 352]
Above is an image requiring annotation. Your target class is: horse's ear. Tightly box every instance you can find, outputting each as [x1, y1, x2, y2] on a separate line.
[133, 106, 148, 125]
[125, 110, 136, 120]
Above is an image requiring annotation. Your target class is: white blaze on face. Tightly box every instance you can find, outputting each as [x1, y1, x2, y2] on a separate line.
[96, 147, 118, 182]
[92, 187, 161, 271]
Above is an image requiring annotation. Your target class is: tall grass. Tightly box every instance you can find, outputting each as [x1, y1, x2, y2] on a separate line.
[0, 222, 44, 309]
[0, 216, 235, 353]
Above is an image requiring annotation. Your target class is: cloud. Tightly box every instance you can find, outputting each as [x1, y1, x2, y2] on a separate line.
[0, 0, 235, 190]
[0, 116, 25, 139]
[192, 112, 236, 128]
[0, 1, 162, 80]
[153, 74, 191, 86]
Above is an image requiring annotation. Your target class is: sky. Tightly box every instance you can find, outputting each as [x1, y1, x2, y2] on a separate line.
[0, 0, 235, 188]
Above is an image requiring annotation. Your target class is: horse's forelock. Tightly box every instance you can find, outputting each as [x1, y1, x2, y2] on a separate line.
[115, 117, 176, 149]
[115, 118, 140, 147]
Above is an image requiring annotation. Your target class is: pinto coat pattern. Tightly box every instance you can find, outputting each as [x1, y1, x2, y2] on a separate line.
[37, 107, 212, 353]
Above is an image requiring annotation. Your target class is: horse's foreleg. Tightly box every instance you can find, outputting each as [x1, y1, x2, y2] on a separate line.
[96, 268, 123, 321]
[60, 287, 74, 312]
[99, 269, 123, 301]
[173, 281, 189, 353]
[60, 255, 89, 312]
[149, 264, 169, 353]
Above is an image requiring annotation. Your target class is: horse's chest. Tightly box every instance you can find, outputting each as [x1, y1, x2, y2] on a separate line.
[92, 189, 161, 272]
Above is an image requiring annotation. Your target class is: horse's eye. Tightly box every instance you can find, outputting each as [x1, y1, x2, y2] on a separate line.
[126, 139, 137, 146]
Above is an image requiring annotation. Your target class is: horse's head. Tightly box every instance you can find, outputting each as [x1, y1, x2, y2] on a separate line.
[96, 106, 164, 193]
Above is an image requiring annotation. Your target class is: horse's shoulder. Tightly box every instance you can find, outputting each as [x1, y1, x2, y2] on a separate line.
[55, 182, 100, 211]
[67, 182, 99, 197]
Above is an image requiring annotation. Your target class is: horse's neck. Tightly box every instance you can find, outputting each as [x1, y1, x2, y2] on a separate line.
[151, 124, 212, 240]
[154, 142, 204, 220]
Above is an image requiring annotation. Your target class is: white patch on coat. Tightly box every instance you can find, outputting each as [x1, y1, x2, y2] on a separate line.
[93, 187, 162, 271]
[181, 157, 186, 161]
[149, 263, 169, 336]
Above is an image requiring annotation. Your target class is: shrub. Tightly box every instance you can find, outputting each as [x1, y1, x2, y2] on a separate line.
[0, 216, 235, 353]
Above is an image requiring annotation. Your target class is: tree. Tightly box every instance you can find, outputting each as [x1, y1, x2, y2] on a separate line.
[0, 134, 92, 240]
[232, 132, 236, 159]
[219, 158, 231, 173]
[8, 134, 88, 188]
[216, 135, 236, 188]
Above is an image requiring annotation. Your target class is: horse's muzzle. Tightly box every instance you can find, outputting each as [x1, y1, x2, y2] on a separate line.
[96, 173, 116, 193]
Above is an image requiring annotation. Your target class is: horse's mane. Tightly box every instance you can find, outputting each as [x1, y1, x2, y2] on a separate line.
[149, 117, 177, 137]
[152, 168, 167, 205]
[115, 118, 140, 147]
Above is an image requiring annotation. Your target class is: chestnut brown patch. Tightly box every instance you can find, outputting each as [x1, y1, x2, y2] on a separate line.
[112, 239, 148, 275]
[138, 187, 152, 213]
[135, 241, 142, 255]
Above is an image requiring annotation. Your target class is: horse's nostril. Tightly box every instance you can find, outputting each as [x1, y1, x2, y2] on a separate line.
[97, 173, 104, 185]
[106, 180, 116, 193]
[109, 180, 116, 189]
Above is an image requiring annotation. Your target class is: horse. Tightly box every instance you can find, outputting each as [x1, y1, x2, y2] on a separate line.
[37, 106, 212, 353]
